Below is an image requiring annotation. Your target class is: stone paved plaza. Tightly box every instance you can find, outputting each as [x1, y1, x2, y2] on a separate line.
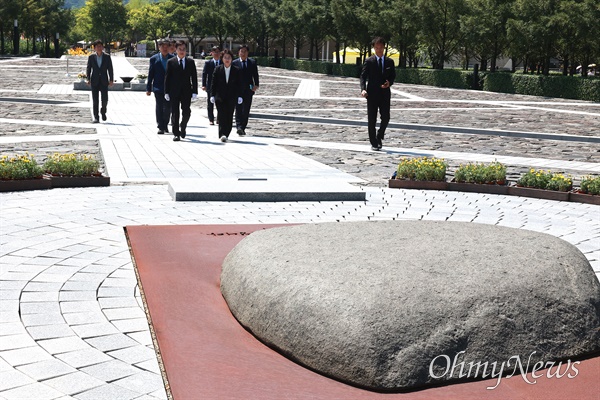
[0, 55, 599, 399]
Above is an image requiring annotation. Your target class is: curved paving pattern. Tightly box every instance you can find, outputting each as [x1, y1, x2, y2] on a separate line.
[0, 55, 599, 399]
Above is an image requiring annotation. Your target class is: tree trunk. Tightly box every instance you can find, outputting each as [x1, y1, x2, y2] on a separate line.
[335, 40, 340, 64]
[1, 21, 4, 55]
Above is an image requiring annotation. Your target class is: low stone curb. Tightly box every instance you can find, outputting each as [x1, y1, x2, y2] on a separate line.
[388, 179, 600, 205]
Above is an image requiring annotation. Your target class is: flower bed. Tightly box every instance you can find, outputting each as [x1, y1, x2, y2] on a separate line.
[0, 153, 109, 192]
[388, 159, 598, 204]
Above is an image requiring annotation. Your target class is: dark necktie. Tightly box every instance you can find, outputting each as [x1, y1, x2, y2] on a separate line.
[243, 60, 247, 69]
[378, 57, 383, 74]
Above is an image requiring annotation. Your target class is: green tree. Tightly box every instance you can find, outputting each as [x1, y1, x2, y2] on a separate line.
[417, 0, 468, 69]
[386, 0, 420, 68]
[507, 0, 561, 75]
[168, 1, 207, 57]
[460, 0, 512, 71]
[330, 0, 370, 63]
[87, 0, 128, 52]
[128, 2, 173, 49]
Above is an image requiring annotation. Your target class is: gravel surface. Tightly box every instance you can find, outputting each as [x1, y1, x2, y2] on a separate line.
[1, 56, 598, 187]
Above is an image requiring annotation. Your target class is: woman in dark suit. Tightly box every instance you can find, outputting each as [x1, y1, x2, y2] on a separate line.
[210, 49, 242, 142]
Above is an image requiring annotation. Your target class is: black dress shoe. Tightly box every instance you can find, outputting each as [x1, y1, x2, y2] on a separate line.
[209, 120, 215, 125]
[238, 129, 246, 136]
[173, 136, 180, 141]
[180, 130, 186, 138]
[157, 130, 164, 134]
[92, 119, 99, 124]
[101, 112, 107, 121]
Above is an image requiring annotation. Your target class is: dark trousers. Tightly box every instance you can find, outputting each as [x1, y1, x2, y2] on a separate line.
[91, 84, 108, 119]
[235, 91, 253, 130]
[206, 96, 215, 122]
[216, 100, 235, 138]
[154, 92, 170, 131]
[170, 94, 191, 136]
[367, 93, 391, 147]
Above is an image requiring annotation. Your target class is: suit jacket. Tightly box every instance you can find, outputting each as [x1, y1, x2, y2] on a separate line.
[164, 56, 198, 98]
[147, 52, 174, 93]
[210, 64, 242, 104]
[86, 52, 114, 87]
[202, 59, 219, 92]
[360, 55, 395, 98]
[232, 57, 259, 96]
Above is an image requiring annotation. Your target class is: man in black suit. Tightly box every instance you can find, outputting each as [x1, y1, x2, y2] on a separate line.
[360, 37, 395, 150]
[210, 49, 242, 142]
[86, 39, 114, 123]
[232, 44, 259, 136]
[164, 40, 198, 141]
[201, 46, 221, 125]
[146, 39, 174, 134]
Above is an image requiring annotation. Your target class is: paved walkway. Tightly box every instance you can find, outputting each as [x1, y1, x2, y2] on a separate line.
[0, 57, 599, 399]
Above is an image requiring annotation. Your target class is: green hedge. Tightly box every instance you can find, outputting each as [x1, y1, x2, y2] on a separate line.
[394, 68, 471, 89]
[483, 73, 600, 102]
[255, 56, 360, 77]
[253, 56, 599, 101]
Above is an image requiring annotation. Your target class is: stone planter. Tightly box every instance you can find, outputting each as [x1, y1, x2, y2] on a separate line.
[507, 185, 570, 201]
[447, 180, 509, 195]
[0, 177, 52, 192]
[388, 179, 448, 190]
[570, 191, 600, 205]
[46, 174, 110, 188]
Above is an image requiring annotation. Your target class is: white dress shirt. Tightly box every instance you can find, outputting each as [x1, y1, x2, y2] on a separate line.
[224, 66, 231, 83]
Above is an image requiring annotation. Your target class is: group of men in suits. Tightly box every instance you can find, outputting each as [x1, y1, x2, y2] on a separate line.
[144, 40, 259, 143]
[146, 39, 198, 141]
[202, 44, 260, 141]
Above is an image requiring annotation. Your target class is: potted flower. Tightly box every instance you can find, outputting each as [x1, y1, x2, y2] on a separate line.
[448, 161, 509, 195]
[0, 153, 51, 192]
[570, 175, 600, 205]
[77, 72, 87, 82]
[136, 73, 148, 84]
[43, 153, 110, 188]
[389, 157, 448, 190]
[509, 169, 571, 201]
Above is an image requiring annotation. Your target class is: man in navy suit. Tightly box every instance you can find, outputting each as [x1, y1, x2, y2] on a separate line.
[86, 39, 114, 123]
[232, 45, 259, 136]
[146, 39, 174, 134]
[164, 40, 198, 141]
[201, 45, 221, 125]
[360, 37, 395, 150]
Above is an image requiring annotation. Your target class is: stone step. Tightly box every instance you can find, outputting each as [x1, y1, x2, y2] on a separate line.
[167, 178, 366, 202]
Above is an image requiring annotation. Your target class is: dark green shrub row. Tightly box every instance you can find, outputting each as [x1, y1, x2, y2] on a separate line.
[483, 73, 600, 102]
[394, 68, 472, 89]
[254, 57, 599, 101]
[255, 56, 360, 77]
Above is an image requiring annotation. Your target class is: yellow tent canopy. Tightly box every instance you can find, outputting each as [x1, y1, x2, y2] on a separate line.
[333, 47, 401, 64]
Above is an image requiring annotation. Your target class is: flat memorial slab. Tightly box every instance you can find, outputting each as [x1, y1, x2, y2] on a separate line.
[167, 178, 366, 201]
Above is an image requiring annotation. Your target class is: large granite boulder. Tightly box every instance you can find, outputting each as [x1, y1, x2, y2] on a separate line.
[220, 221, 600, 391]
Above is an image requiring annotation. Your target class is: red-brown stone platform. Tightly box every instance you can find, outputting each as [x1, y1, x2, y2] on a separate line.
[125, 224, 599, 400]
